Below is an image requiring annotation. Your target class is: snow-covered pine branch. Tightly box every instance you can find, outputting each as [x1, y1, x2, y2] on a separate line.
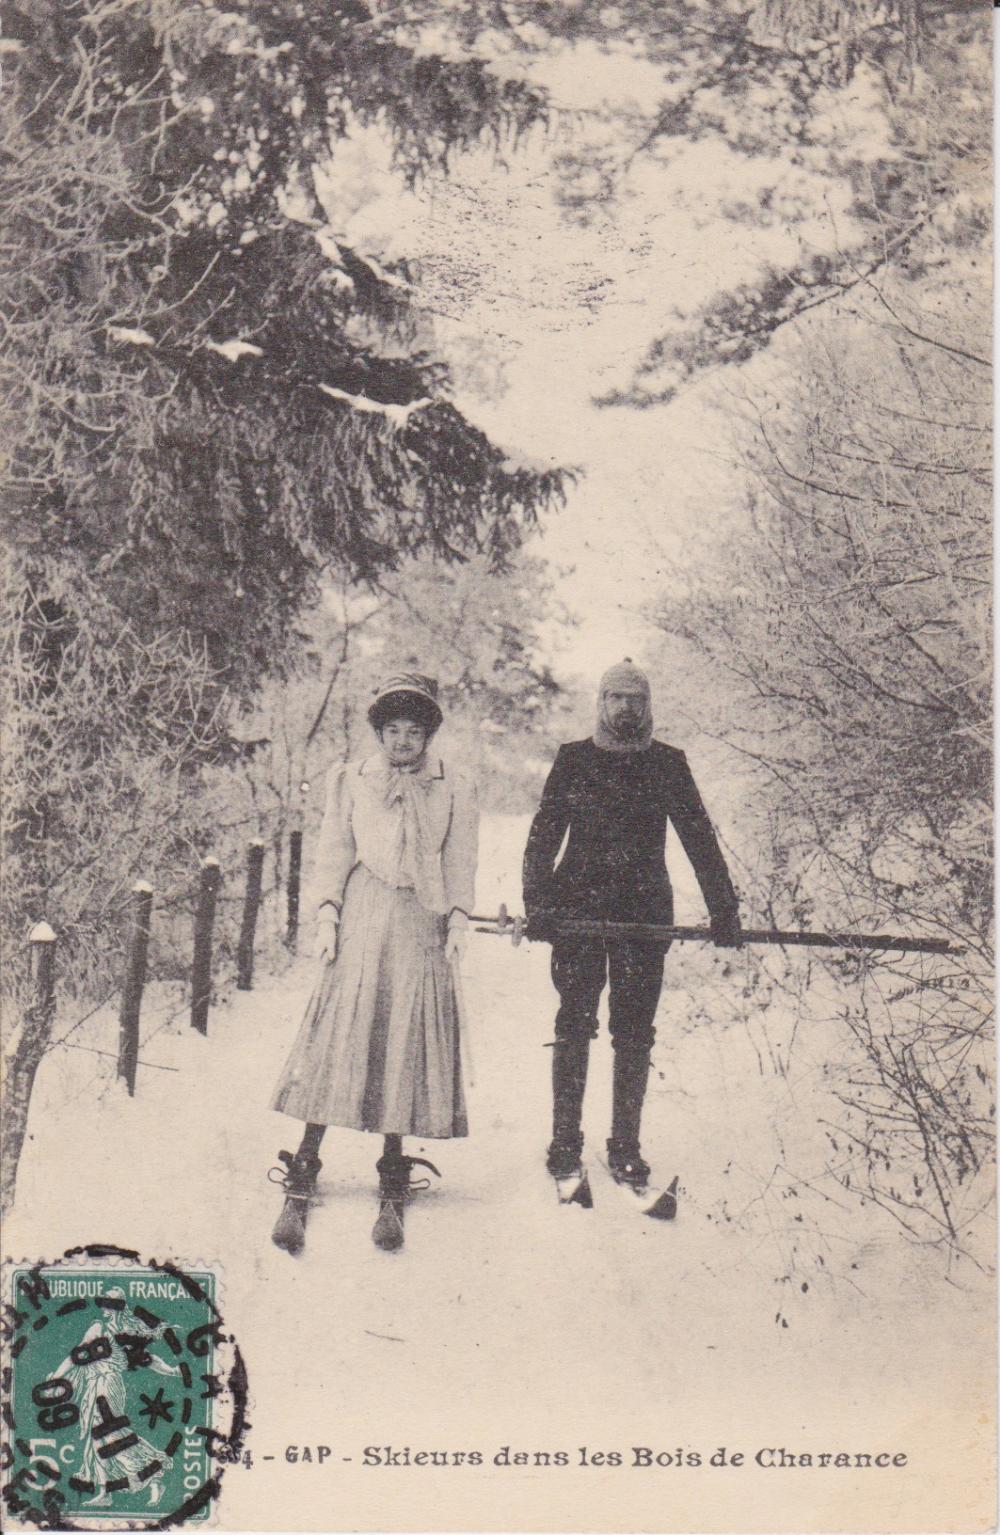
[107, 326, 156, 347]
[316, 383, 432, 427]
[204, 339, 265, 361]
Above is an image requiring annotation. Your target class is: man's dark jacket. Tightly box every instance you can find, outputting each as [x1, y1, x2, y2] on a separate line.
[522, 738, 738, 925]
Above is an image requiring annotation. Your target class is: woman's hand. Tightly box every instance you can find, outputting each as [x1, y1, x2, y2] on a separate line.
[316, 908, 340, 963]
[444, 910, 468, 965]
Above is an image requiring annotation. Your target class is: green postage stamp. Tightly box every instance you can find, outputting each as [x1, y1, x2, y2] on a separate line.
[1, 1248, 247, 1528]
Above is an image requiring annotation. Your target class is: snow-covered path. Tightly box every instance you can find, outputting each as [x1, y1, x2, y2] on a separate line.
[7, 819, 994, 1531]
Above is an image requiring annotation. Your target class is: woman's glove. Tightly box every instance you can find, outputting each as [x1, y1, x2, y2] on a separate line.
[445, 910, 468, 965]
[316, 905, 340, 963]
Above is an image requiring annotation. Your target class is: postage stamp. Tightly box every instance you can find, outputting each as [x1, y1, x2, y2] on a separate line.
[1, 1246, 248, 1530]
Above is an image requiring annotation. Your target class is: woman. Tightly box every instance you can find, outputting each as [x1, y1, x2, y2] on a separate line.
[269, 672, 478, 1254]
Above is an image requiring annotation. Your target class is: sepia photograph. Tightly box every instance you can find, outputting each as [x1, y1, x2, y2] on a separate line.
[1, 0, 994, 1531]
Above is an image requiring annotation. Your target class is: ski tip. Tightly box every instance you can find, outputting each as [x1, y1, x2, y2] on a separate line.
[555, 1170, 593, 1209]
[644, 1186, 677, 1221]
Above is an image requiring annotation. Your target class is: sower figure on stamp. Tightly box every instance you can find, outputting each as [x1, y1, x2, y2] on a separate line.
[269, 673, 479, 1253]
[53, 1289, 181, 1509]
[522, 659, 741, 1199]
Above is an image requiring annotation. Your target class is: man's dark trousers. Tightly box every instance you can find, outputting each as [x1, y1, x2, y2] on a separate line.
[553, 936, 666, 1052]
[550, 935, 669, 1153]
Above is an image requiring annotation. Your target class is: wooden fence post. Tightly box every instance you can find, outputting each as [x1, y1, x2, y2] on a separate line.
[236, 841, 265, 991]
[1, 924, 57, 1213]
[30, 921, 57, 1025]
[191, 857, 221, 1035]
[118, 882, 153, 1095]
[286, 829, 303, 951]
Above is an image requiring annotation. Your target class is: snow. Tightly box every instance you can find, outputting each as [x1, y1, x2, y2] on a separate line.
[6, 816, 993, 1531]
[500, 447, 562, 476]
[313, 229, 345, 266]
[316, 384, 432, 428]
[352, 251, 410, 292]
[204, 339, 265, 362]
[107, 326, 155, 347]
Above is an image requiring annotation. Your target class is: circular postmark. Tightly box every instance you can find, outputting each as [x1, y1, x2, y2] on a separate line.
[1, 1245, 249, 1530]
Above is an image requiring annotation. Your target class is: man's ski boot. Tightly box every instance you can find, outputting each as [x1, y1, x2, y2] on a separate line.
[606, 1138, 677, 1220]
[546, 1136, 592, 1208]
[548, 1032, 593, 1208]
[372, 1152, 441, 1252]
[606, 1139, 651, 1189]
[269, 1149, 323, 1255]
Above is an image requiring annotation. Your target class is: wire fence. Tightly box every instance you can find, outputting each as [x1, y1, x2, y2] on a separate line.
[19, 824, 307, 1104]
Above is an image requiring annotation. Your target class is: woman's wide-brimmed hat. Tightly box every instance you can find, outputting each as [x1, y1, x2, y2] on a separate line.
[367, 671, 443, 734]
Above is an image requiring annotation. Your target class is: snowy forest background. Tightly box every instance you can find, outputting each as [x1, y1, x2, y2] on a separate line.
[2, 0, 992, 1299]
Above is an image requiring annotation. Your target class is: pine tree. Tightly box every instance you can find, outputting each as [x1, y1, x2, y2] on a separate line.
[1, 0, 564, 693]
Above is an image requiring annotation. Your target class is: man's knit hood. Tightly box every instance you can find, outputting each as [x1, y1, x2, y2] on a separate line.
[593, 659, 654, 753]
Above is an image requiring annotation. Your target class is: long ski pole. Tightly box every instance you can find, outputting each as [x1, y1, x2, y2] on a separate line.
[467, 907, 961, 956]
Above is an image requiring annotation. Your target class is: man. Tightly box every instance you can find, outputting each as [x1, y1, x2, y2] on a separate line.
[522, 659, 742, 1190]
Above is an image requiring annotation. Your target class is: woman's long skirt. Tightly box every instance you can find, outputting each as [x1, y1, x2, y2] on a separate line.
[270, 864, 467, 1138]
